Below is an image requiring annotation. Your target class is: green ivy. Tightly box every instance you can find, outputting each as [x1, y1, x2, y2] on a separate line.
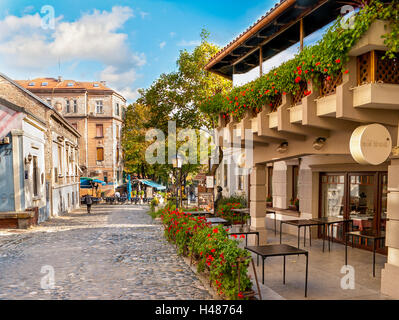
[199, 0, 399, 122]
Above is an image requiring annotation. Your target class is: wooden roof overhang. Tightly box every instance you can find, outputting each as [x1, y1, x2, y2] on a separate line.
[205, 0, 349, 79]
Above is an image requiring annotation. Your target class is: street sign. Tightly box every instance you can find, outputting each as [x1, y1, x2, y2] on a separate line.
[206, 176, 214, 189]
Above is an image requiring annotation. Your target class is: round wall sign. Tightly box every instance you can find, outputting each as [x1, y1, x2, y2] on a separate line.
[349, 124, 392, 165]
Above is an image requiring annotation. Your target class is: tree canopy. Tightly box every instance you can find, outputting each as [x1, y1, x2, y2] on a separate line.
[122, 29, 230, 185]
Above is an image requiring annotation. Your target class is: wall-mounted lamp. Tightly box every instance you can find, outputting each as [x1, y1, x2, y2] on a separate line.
[276, 142, 288, 154]
[313, 137, 327, 150]
[0, 137, 10, 145]
[25, 153, 33, 164]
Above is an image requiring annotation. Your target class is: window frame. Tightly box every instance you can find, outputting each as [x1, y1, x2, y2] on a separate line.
[96, 124, 104, 138]
[32, 156, 39, 197]
[97, 147, 104, 161]
[96, 100, 104, 114]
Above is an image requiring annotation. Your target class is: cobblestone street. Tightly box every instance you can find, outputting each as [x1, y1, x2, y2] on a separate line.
[0, 205, 212, 300]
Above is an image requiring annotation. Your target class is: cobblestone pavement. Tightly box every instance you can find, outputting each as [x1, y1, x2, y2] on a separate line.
[0, 205, 212, 300]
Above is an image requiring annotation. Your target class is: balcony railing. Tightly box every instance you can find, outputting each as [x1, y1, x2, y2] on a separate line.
[357, 50, 399, 85]
[291, 82, 307, 106]
[251, 106, 262, 117]
[319, 72, 343, 97]
[269, 94, 282, 112]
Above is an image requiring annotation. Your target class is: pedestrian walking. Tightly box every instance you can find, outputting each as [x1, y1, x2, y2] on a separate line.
[85, 194, 93, 213]
[214, 186, 223, 214]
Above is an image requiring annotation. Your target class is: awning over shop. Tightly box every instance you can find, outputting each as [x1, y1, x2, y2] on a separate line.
[139, 179, 166, 190]
[80, 177, 106, 189]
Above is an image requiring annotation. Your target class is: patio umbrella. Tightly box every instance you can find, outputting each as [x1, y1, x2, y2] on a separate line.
[80, 177, 106, 195]
[80, 177, 106, 186]
[127, 175, 132, 201]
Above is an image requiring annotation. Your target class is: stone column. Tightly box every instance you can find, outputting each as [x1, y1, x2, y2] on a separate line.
[249, 164, 267, 245]
[272, 161, 290, 209]
[381, 157, 399, 298]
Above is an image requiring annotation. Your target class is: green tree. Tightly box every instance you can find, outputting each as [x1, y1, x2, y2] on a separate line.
[123, 29, 231, 189]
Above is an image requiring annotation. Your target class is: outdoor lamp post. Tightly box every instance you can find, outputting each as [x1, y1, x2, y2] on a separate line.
[172, 153, 184, 209]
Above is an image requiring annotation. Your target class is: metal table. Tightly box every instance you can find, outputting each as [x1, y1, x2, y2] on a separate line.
[280, 219, 324, 249]
[183, 211, 209, 217]
[231, 208, 250, 226]
[228, 225, 259, 247]
[245, 244, 309, 297]
[206, 217, 228, 225]
[345, 230, 386, 277]
[311, 217, 353, 252]
[266, 209, 277, 236]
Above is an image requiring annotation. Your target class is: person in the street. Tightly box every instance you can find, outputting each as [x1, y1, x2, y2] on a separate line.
[214, 186, 223, 214]
[115, 191, 121, 199]
[85, 193, 93, 214]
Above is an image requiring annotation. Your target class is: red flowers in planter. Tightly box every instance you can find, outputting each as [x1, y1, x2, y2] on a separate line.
[335, 59, 341, 64]
[295, 76, 301, 83]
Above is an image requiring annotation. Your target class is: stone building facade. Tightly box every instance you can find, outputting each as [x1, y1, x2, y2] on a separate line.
[16, 78, 126, 196]
[205, 0, 399, 299]
[0, 72, 80, 227]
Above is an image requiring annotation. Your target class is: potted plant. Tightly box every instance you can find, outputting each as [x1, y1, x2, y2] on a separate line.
[288, 198, 299, 211]
[294, 198, 299, 211]
[266, 195, 273, 208]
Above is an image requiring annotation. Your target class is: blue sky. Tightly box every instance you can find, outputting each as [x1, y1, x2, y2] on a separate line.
[0, 0, 326, 101]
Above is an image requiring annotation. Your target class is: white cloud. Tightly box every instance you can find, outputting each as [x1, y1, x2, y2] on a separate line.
[159, 41, 166, 49]
[169, 32, 176, 38]
[119, 87, 141, 101]
[0, 6, 145, 102]
[139, 11, 149, 19]
[177, 39, 201, 47]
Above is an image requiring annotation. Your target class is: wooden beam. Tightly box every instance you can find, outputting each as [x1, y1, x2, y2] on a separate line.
[259, 46, 263, 77]
[227, 2, 329, 68]
[300, 19, 304, 52]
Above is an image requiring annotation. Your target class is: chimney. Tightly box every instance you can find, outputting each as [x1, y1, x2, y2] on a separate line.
[58, 76, 63, 82]
[100, 81, 106, 86]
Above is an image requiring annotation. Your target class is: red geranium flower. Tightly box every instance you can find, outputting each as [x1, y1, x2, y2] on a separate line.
[295, 76, 301, 83]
